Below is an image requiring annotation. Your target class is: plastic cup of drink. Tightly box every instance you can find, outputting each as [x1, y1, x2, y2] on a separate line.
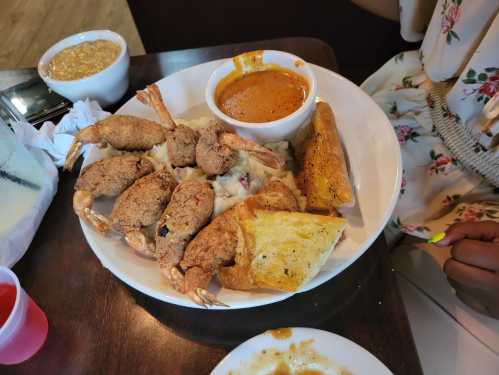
[0, 267, 48, 365]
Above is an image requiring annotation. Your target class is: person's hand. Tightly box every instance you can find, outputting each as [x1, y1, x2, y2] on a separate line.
[435, 221, 499, 319]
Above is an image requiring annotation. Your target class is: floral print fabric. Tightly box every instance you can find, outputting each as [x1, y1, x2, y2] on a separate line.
[440, 0, 462, 44]
[418, 0, 498, 82]
[399, 1, 499, 151]
[362, 51, 498, 244]
[364, 1, 499, 244]
[461, 68, 499, 106]
[446, 14, 499, 149]
[381, 4, 499, 363]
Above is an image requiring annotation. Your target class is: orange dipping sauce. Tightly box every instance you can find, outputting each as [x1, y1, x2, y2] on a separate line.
[216, 69, 309, 123]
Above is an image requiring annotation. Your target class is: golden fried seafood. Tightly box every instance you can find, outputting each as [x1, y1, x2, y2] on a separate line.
[173, 179, 300, 306]
[136, 84, 199, 167]
[178, 213, 238, 305]
[136, 84, 176, 129]
[155, 180, 214, 289]
[165, 125, 200, 167]
[73, 155, 154, 232]
[110, 168, 177, 257]
[195, 122, 238, 176]
[196, 121, 284, 176]
[64, 115, 168, 171]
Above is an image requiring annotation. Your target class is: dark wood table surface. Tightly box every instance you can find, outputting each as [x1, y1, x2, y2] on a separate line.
[2, 37, 422, 375]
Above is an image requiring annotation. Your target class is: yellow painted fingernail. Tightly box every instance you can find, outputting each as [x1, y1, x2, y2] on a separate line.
[428, 231, 446, 244]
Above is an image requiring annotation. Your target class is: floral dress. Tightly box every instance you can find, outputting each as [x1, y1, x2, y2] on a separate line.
[362, 0, 499, 244]
[362, 3, 499, 372]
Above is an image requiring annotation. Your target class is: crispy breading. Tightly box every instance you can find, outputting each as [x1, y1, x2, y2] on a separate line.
[75, 155, 154, 197]
[156, 180, 214, 270]
[181, 179, 300, 292]
[111, 168, 177, 232]
[234, 179, 300, 221]
[96, 115, 167, 150]
[195, 121, 237, 176]
[180, 213, 239, 275]
[158, 180, 214, 239]
[64, 114, 169, 171]
[303, 102, 354, 209]
[165, 124, 199, 167]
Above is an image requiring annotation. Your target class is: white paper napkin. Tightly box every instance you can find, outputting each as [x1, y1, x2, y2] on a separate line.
[11, 99, 110, 167]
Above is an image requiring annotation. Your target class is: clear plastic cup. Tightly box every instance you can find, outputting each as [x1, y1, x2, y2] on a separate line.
[0, 267, 48, 365]
[0, 119, 49, 267]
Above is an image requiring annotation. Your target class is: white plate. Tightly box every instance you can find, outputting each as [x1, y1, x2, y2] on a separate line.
[210, 327, 392, 374]
[81, 59, 401, 309]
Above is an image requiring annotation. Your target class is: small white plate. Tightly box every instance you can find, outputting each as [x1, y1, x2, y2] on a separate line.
[210, 327, 392, 374]
[80, 58, 401, 309]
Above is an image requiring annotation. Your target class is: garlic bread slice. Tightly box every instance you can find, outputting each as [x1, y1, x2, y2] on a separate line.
[241, 210, 347, 292]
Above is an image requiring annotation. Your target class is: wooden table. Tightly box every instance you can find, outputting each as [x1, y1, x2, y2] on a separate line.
[2, 37, 422, 375]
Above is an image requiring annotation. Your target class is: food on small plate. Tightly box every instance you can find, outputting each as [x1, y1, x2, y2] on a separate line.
[216, 69, 309, 123]
[227, 339, 344, 375]
[47, 40, 121, 81]
[212, 328, 366, 375]
[302, 102, 354, 211]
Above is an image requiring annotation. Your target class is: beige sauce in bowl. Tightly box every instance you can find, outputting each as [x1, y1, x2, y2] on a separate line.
[47, 39, 121, 81]
[216, 69, 309, 123]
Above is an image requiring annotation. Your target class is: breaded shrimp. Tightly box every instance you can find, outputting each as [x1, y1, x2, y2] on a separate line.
[174, 179, 299, 306]
[137, 84, 199, 167]
[155, 180, 214, 289]
[64, 115, 168, 171]
[111, 168, 177, 257]
[196, 121, 285, 176]
[73, 155, 154, 232]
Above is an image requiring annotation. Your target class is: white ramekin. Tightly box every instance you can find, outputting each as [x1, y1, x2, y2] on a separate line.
[38, 30, 130, 107]
[205, 50, 317, 142]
